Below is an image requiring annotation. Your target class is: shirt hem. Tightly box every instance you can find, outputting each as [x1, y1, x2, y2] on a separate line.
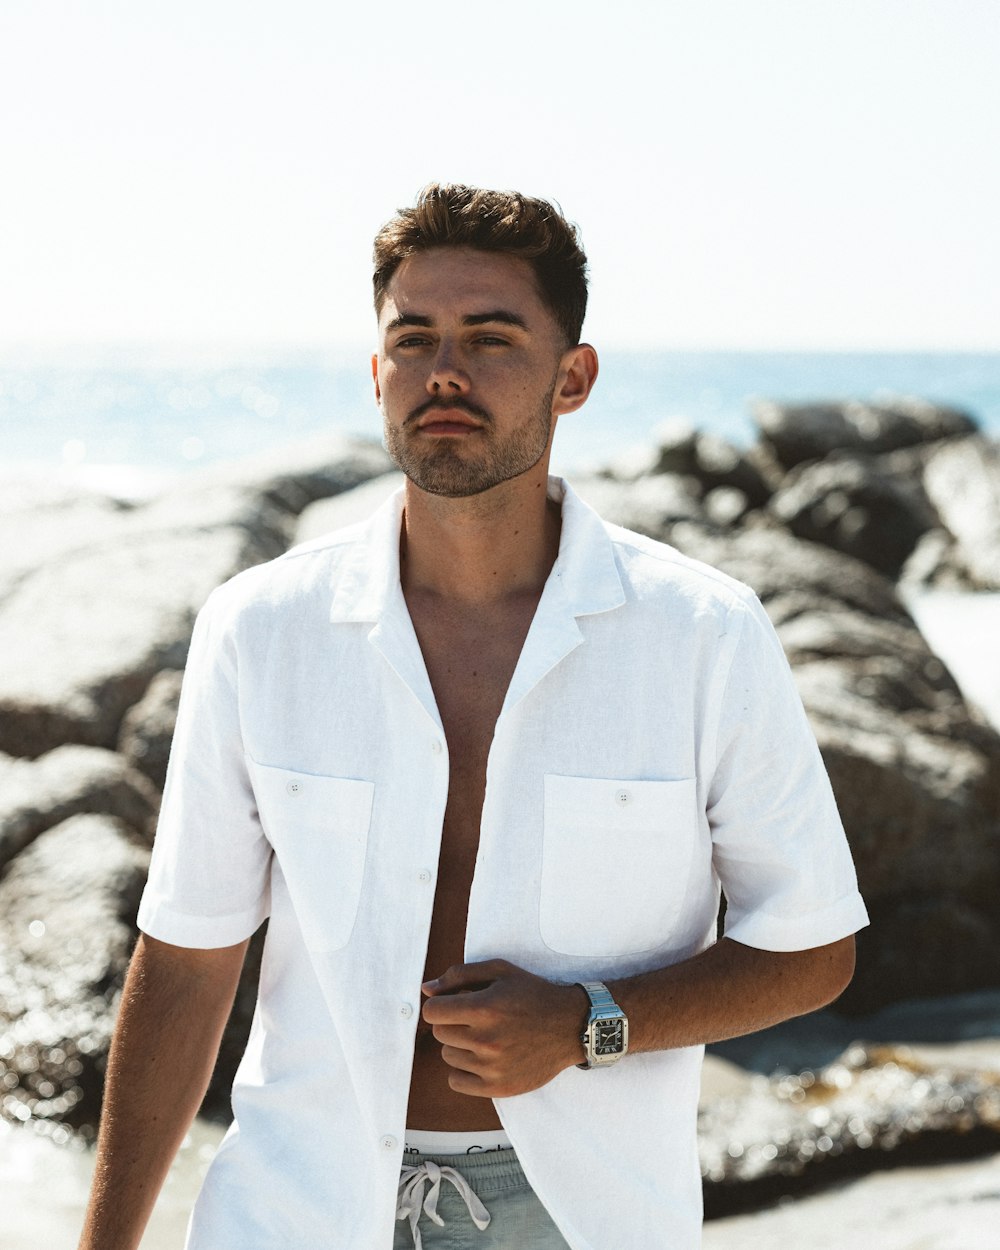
[724, 891, 869, 952]
[137, 892, 269, 948]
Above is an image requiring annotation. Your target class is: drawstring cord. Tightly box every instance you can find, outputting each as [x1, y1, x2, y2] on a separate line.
[396, 1158, 492, 1249]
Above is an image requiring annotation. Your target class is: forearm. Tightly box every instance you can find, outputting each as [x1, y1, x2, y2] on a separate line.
[420, 936, 855, 1098]
[609, 935, 856, 1055]
[78, 933, 248, 1250]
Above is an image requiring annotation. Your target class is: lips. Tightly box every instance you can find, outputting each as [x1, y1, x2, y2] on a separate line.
[414, 407, 484, 434]
[407, 398, 491, 429]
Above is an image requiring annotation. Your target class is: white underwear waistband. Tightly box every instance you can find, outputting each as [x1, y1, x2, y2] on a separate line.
[403, 1128, 512, 1155]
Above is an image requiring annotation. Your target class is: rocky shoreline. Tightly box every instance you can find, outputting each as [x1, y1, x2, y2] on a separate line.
[2, 398, 999, 1206]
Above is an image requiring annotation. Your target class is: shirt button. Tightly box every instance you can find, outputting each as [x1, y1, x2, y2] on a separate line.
[286, 780, 303, 796]
[417, 869, 432, 883]
[614, 788, 631, 806]
[381, 1135, 398, 1152]
[431, 739, 443, 755]
[400, 1003, 414, 1019]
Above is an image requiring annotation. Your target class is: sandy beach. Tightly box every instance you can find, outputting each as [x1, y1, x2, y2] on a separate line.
[0, 1118, 222, 1250]
[702, 1153, 1000, 1249]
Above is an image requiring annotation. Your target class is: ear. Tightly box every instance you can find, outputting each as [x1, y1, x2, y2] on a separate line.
[552, 344, 599, 417]
[371, 353, 381, 406]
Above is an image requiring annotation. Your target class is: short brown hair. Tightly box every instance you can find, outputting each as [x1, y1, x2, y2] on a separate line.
[373, 183, 589, 345]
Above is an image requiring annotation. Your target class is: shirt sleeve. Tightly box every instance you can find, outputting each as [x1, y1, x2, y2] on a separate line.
[707, 592, 869, 952]
[137, 583, 272, 948]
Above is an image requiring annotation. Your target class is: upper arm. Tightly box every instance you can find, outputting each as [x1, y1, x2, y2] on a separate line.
[708, 597, 869, 952]
[138, 590, 273, 949]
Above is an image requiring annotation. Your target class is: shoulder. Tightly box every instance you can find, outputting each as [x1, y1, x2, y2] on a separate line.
[595, 520, 794, 699]
[602, 518, 761, 625]
[199, 517, 374, 630]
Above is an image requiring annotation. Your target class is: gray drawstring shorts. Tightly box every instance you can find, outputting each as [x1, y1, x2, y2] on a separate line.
[394, 1148, 570, 1249]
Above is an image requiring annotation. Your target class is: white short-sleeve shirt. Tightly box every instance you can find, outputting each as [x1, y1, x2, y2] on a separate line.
[138, 478, 868, 1250]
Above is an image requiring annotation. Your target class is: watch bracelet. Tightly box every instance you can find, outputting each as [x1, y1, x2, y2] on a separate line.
[576, 980, 629, 1069]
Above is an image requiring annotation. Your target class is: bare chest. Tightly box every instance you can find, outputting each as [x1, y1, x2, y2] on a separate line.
[405, 593, 538, 889]
[403, 590, 542, 1130]
[411, 604, 531, 790]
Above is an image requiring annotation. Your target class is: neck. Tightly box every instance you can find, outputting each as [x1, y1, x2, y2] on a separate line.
[399, 473, 561, 606]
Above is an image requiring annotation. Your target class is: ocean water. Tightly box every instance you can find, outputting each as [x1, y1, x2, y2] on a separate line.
[2, 349, 998, 494]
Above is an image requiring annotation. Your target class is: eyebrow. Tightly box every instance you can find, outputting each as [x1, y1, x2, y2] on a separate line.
[384, 310, 529, 333]
[464, 311, 528, 330]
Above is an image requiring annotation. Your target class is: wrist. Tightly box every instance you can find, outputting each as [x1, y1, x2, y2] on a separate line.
[575, 980, 629, 1069]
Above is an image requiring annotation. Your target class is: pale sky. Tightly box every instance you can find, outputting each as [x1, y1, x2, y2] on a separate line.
[2, 0, 998, 352]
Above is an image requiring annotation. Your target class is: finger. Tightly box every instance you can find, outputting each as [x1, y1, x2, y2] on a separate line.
[438, 1048, 506, 1098]
[421, 994, 479, 1025]
[428, 1021, 477, 1046]
[422, 959, 513, 996]
[422, 986, 506, 1028]
[446, 1069, 494, 1097]
[439, 1043, 487, 1074]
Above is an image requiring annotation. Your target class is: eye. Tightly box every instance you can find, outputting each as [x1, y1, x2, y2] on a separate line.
[394, 334, 432, 349]
[474, 334, 510, 346]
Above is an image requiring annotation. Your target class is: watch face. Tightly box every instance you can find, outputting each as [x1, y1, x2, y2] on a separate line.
[595, 1018, 624, 1054]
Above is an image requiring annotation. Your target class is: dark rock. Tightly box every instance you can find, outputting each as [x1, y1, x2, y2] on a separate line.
[0, 808, 266, 1137]
[0, 438, 392, 759]
[646, 416, 698, 471]
[0, 745, 159, 872]
[295, 471, 405, 545]
[185, 432, 393, 519]
[117, 670, 184, 791]
[794, 658, 999, 874]
[922, 435, 1000, 590]
[899, 527, 977, 591]
[569, 473, 710, 543]
[0, 814, 150, 1136]
[0, 477, 133, 602]
[753, 396, 977, 471]
[700, 1043, 1000, 1215]
[775, 610, 965, 717]
[852, 897, 1000, 1008]
[0, 525, 277, 758]
[703, 486, 750, 528]
[668, 525, 912, 625]
[742, 440, 787, 494]
[648, 419, 771, 507]
[793, 656, 1000, 1011]
[768, 452, 937, 577]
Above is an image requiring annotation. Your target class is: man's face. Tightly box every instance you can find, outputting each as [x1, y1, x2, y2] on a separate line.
[372, 247, 572, 499]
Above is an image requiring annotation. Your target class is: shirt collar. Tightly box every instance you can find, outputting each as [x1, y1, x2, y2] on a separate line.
[328, 487, 407, 623]
[545, 476, 626, 618]
[328, 475, 625, 624]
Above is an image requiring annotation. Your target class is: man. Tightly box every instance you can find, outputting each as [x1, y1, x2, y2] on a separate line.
[79, 184, 868, 1250]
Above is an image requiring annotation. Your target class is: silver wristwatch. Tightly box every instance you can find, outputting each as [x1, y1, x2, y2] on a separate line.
[576, 981, 629, 1069]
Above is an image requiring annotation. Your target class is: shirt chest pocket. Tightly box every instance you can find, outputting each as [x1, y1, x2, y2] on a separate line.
[248, 760, 375, 953]
[540, 774, 699, 957]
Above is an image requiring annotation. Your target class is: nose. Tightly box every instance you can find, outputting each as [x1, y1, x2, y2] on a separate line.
[426, 341, 469, 395]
